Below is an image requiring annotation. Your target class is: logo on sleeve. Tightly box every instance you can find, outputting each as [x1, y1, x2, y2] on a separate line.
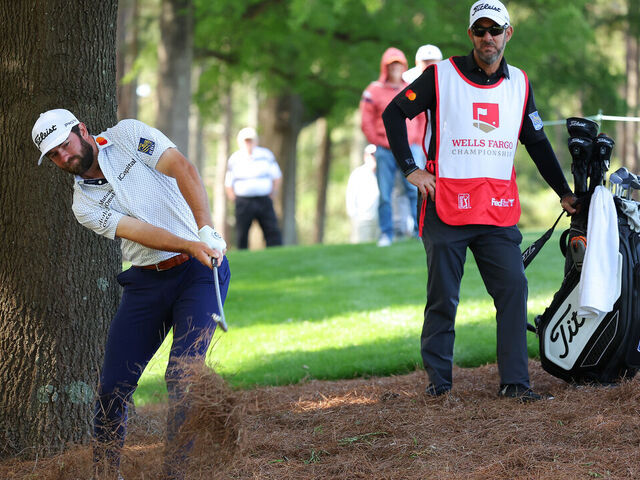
[405, 89, 417, 101]
[472, 103, 499, 133]
[529, 111, 544, 131]
[137, 138, 155, 155]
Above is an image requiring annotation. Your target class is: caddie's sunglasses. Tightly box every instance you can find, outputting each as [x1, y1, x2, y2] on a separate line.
[471, 24, 508, 37]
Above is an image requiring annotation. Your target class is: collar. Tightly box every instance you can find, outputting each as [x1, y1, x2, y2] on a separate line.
[463, 50, 510, 79]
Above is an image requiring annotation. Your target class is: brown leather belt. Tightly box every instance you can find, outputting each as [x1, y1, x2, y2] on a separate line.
[137, 253, 190, 271]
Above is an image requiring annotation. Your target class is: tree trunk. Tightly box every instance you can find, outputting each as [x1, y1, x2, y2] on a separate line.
[116, 0, 139, 120]
[258, 93, 304, 245]
[156, 0, 193, 156]
[314, 119, 332, 244]
[0, 1, 121, 458]
[214, 86, 233, 241]
[623, 3, 639, 172]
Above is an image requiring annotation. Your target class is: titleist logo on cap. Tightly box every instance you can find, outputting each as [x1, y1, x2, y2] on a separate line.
[34, 125, 57, 148]
[473, 3, 502, 15]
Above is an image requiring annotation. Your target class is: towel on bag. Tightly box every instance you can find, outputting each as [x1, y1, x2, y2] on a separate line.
[578, 186, 620, 319]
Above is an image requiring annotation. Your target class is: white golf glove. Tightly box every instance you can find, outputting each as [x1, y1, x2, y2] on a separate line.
[198, 225, 227, 252]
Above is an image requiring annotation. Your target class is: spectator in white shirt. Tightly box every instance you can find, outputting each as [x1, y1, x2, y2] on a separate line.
[225, 127, 283, 249]
[346, 144, 380, 243]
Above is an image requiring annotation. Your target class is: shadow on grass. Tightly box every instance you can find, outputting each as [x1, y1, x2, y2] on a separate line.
[134, 319, 543, 404]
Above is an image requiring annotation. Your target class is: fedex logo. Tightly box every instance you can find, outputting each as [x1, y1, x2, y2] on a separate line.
[472, 103, 499, 133]
[491, 198, 515, 207]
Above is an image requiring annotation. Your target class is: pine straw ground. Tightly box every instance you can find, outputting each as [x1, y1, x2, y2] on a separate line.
[2, 361, 640, 480]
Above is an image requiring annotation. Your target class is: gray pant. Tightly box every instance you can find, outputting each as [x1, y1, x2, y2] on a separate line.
[420, 199, 530, 389]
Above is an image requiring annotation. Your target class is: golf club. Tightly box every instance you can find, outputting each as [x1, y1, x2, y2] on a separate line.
[627, 173, 640, 200]
[612, 167, 631, 198]
[589, 133, 614, 192]
[609, 172, 624, 197]
[211, 258, 228, 332]
[568, 136, 593, 195]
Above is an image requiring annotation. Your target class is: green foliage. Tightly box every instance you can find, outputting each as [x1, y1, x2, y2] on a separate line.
[192, 0, 624, 125]
[133, 231, 567, 403]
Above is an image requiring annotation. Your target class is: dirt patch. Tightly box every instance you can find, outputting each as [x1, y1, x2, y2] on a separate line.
[2, 361, 640, 479]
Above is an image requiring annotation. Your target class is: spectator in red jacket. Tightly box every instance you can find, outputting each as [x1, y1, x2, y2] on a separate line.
[360, 47, 425, 246]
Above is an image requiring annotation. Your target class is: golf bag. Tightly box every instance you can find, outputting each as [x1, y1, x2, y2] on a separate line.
[533, 118, 640, 384]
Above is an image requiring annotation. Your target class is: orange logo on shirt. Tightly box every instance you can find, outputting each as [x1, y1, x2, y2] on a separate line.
[96, 137, 107, 145]
[406, 89, 417, 101]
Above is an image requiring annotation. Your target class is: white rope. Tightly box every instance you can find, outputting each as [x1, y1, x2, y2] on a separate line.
[543, 111, 640, 126]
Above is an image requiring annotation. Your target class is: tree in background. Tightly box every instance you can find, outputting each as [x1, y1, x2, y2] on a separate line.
[192, 0, 623, 243]
[0, 1, 121, 457]
[157, 0, 193, 156]
[117, 0, 140, 120]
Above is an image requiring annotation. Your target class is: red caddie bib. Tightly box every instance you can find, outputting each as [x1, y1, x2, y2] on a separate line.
[433, 58, 528, 226]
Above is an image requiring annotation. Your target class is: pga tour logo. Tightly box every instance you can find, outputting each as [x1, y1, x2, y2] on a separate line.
[458, 193, 471, 210]
[472, 103, 499, 133]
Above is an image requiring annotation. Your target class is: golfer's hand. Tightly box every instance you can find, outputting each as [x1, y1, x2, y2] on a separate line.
[187, 241, 224, 268]
[407, 169, 436, 201]
[561, 193, 578, 215]
[197, 226, 227, 267]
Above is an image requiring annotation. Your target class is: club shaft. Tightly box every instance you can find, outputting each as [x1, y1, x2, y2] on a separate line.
[213, 262, 228, 332]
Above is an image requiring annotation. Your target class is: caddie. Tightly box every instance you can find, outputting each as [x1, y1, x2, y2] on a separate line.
[382, 0, 578, 401]
[31, 108, 230, 479]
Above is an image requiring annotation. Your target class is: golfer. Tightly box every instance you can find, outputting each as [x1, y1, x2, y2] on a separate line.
[31, 109, 230, 479]
[382, 0, 577, 401]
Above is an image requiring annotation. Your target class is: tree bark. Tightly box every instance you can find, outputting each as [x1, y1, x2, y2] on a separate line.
[0, 1, 121, 458]
[314, 119, 332, 244]
[116, 0, 139, 120]
[623, 1, 639, 172]
[156, 0, 193, 156]
[214, 86, 233, 241]
[258, 93, 304, 245]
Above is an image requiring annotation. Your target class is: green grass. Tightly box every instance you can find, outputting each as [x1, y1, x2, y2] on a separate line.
[133, 224, 570, 405]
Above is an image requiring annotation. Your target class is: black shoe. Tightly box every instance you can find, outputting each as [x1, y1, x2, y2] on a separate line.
[425, 383, 451, 397]
[498, 384, 552, 402]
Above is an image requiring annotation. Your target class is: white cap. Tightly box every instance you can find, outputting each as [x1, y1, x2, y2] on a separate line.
[364, 144, 377, 155]
[32, 109, 80, 165]
[402, 44, 443, 83]
[469, 0, 510, 28]
[415, 44, 442, 63]
[237, 127, 257, 144]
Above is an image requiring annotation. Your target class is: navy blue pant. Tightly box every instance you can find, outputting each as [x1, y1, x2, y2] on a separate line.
[420, 199, 530, 390]
[235, 195, 282, 249]
[93, 257, 230, 476]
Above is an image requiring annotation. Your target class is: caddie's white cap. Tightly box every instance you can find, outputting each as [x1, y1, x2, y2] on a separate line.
[469, 0, 510, 28]
[32, 109, 79, 165]
[237, 126, 258, 144]
[415, 44, 443, 63]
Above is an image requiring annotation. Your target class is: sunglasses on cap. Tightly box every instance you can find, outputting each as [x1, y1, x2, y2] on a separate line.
[471, 24, 508, 37]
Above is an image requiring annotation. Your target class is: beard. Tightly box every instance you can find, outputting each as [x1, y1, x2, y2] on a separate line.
[63, 136, 94, 176]
[475, 39, 505, 66]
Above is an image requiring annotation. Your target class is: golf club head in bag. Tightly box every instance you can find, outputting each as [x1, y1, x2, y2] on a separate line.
[609, 167, 630, 198]
[566, 117, 599, 196]
[566, 117, 599, 140]
[628, 173, 640, 200]
[568, 136, 593, 195]
[609, 172, 624, 197]
[588, 133, 615, 192]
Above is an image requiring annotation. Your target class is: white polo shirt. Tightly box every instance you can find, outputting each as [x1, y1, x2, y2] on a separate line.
[71, 119, 199, 266]
[224, 146, 282, 197]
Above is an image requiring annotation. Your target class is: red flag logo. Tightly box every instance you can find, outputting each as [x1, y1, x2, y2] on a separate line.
[472, 103, 499, 133]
